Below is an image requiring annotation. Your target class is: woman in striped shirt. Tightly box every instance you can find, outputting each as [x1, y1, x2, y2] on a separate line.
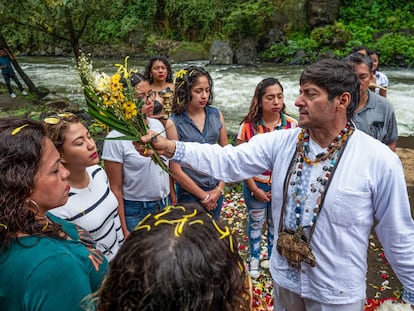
[44, 113, 124, 262]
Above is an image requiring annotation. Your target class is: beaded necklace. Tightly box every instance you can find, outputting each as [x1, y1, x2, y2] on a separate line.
[291, 121, 354, 230]
[276, 121, 354, 269]
[258, 112, 286, 132]
[296, 121, 353, 165]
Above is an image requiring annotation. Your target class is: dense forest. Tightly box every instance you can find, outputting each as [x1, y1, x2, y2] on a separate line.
[1, 0, 413, 66]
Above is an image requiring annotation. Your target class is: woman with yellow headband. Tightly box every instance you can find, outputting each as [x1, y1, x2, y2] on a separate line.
[166, 66, 228, 220]
[0, 117, 108, 310]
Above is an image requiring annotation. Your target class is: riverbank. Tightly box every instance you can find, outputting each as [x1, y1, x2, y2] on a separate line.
[1, 91, 413, 187]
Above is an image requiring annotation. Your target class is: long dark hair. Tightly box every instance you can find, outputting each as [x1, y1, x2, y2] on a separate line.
[240, 78, 285, 132]
[144, 55, 173, 84]
[172, 66, 214, 115]
[0, 117, 62, 253]
[95, 204, 250, 311]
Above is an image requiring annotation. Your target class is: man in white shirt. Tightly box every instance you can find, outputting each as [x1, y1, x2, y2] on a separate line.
[138, 59, 414, 310]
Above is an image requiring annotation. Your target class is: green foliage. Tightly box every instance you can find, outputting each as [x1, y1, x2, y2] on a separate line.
[373, 33, 414, 66]
[164, 0, 221, 41]
[339, 0, 414, 31]
[223, 0, 275, 42]
[83, 1, 157, 44]
[260, 36, 319, 63]
[0, 0, 115, 57]
[1, 0, 414, 66]
[225, 182, 242, 194]
[310, 22, 351, 50]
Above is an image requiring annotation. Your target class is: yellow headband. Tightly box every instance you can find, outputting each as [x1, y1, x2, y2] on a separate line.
[11, 124, 29, 136]
[135, 205, 235, 253]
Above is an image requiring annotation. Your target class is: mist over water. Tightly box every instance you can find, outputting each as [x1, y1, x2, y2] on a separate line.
[18, 57, 414, 136]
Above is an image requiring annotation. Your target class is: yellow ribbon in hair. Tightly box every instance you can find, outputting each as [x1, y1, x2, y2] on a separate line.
[11, 124, 29, 135]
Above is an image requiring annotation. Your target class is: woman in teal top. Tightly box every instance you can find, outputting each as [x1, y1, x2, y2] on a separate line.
[0, 117, 108, 311]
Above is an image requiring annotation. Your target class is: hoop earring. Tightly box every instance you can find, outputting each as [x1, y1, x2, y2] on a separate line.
[28, 198, 40, 215]
[29, 198, 49, 230]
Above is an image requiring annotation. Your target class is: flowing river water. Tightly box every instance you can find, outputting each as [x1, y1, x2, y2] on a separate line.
[18, 56, 414, 136]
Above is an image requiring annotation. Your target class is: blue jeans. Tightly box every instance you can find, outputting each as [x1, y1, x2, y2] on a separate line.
[176, 183, 223, 220]
[242, 181, 274, 260]
[124, 198, 166, 232]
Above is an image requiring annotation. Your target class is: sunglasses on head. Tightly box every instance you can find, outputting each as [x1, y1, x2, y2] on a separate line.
[44, 113, 77, 125]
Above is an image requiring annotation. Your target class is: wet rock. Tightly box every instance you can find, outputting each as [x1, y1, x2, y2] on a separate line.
[235, 37, 257, 66]
[209, 40, 234, 65]
[307, 0, 340, 28]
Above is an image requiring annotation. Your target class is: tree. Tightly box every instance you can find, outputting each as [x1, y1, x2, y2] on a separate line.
[0, 0, 113, 60]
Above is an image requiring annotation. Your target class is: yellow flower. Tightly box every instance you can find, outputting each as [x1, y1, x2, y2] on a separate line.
[122, 101, 137, 120]
[175, 69, 187, 80]
[112, 73, 121, 84]
[115, 56, 130, 78]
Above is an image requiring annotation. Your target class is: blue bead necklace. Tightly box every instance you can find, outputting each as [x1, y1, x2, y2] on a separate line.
[291, 121, 354, 231]
[276, 122, 354, 269]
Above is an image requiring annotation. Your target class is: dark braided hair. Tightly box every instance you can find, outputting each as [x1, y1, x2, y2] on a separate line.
[94, 204, 251, 311]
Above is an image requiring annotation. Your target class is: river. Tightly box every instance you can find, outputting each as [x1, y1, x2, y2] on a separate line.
[17, 56, 414, 136]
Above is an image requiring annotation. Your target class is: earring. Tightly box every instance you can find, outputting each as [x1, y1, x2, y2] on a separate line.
[28, 198, 40, 215]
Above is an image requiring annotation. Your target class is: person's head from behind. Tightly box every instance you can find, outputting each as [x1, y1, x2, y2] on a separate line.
[345, 53, 373, 97]
[243, 78, 285, 125]
[144, 56, 173, 85]
[173, 66, 214, 114]
[44, 113, 99, 170]
[0, 117, 69, 248]
[296, 58, 360, 127]
[96, 204, 250, 311]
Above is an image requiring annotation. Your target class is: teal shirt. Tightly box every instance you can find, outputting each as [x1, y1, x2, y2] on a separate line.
[0, 213, 108, 311]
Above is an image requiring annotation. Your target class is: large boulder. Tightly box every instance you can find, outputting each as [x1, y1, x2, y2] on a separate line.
[307, 0, 340, 28]
[235, 37, 257, 66]
[209, 40, 234, 65]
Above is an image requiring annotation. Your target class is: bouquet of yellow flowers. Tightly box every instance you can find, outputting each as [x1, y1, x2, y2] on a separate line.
[77, 53, 169, 173]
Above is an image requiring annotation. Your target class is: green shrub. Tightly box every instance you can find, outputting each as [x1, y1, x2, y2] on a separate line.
[311, 22, 352, 50]
[373, 33, 414, 66]
[260, 35, 318, 63]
